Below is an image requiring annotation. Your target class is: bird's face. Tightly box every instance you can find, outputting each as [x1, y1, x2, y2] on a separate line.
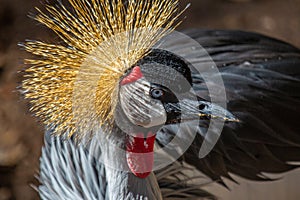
[119, 66, 167, 128]
[119, 66, 238, 127]
[117, 50, 238, 179]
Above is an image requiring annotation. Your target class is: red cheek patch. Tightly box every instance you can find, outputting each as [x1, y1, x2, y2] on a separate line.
[121, 66, 143, 85]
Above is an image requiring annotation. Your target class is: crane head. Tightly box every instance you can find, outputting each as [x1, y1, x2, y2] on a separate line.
[117, 49, 238, 178]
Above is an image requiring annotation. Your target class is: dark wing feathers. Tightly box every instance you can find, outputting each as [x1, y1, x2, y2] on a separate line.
[178, 30, 300, 183]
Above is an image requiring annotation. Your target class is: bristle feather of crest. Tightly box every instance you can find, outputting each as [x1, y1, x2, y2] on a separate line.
[22, 0, 186, 140]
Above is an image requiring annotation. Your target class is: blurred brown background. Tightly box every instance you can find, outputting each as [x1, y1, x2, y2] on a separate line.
[0, 0, 299, 199]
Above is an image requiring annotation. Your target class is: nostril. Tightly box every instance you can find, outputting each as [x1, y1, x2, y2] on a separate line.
[198, 104, 206, 110]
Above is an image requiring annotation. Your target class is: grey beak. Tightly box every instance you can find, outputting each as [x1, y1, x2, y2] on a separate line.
[196, 100, 239, 122]
[165, 99, 239, 123]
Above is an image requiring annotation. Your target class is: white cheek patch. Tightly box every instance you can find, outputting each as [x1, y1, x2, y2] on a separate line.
[119, 78, 167, 127]
[143, 100, 167, 128]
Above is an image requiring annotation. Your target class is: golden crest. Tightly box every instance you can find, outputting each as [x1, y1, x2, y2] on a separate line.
[22, 0, 187, 140]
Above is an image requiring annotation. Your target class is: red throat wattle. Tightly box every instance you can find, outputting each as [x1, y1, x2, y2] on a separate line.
[126, 133, 156, 178]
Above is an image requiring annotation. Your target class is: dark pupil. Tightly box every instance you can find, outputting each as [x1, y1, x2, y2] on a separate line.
[151, 89, 163, 98]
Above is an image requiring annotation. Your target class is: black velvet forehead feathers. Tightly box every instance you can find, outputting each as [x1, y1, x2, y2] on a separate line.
[136, 49, 193, 93]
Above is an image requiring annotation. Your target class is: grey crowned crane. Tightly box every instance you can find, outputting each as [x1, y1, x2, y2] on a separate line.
[21, 0, 300, 199]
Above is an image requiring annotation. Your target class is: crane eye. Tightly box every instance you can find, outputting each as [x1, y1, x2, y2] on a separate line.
[150, 88, 164, 99]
